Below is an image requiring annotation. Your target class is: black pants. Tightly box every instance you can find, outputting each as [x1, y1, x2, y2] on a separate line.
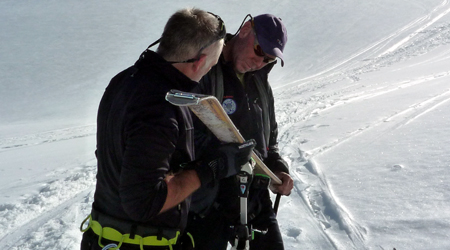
[186, 188, 284, 250]
[80, 229, 194, 250]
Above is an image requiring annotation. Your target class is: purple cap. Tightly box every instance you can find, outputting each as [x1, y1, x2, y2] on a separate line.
[253, 14, 287, 66]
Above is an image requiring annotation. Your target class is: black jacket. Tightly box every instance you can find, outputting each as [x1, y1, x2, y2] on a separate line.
[93, 50, 197, 230]
[194, 54, 289, 174]
[190, 53, 289, 216]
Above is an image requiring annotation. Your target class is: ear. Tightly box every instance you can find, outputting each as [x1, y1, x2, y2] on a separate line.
[238, 21, 252, 38]
[191, 54, 207, 72]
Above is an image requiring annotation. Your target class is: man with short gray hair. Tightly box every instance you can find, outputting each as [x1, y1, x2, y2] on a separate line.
[80, 8, 255, 250]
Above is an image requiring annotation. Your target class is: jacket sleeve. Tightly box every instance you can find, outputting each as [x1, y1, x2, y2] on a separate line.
[119, 96, 179, 221]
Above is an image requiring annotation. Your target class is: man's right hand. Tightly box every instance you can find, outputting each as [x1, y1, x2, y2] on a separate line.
[196, 139, 256, 186]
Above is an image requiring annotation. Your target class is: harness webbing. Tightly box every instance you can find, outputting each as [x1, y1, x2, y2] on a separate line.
[80, 214, 192, 250]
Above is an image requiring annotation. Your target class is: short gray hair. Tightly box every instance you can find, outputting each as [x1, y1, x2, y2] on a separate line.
[157, 8, 222, 62]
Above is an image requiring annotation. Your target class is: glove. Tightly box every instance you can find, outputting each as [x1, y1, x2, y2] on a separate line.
[196, 139, 256, 186]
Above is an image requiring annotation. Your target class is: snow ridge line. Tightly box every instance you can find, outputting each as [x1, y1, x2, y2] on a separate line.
[276, 20, 450, 98]
[380, 0, 450, 56]
[0, 124, 96, 152]
[274, 0, 450, 91]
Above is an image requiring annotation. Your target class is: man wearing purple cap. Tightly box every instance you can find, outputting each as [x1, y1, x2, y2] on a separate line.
[187, 14, 293, 250]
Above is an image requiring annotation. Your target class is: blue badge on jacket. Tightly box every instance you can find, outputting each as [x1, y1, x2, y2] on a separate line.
[222, 98, 237, 115]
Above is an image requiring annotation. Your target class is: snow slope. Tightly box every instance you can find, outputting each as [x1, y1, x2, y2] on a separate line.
[1, 0, 449, 249]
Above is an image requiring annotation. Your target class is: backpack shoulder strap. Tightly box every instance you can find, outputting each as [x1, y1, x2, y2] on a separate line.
[212, 63, 224, 102]
[253, 73, 271, 144]
[197, 63, 224, 102]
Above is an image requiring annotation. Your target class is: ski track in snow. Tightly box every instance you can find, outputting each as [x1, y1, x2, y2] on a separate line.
[275, 0, 450, 91]
[380, 0, 450, 56]
[277, 71, 450, 249]
[275, 4, 450, 249]
[384, 88, 450, 128]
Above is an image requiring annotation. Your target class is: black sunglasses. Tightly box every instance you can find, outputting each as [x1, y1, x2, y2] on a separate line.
[253, 39, 276, 64]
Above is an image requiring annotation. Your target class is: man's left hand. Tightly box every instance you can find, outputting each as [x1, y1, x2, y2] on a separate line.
[271, 171, 293, 195]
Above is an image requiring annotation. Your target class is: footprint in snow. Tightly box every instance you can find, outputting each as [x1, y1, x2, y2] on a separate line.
[391, 164, 405, 171]
[286, 227, 302, 238]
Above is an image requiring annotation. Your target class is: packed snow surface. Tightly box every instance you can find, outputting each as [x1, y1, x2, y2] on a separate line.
[1, 0, 449, 249]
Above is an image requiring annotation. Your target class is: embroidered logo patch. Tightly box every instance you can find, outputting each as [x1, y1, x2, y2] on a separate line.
[222, 98, 237, 115]
[240, 184, 246, 194]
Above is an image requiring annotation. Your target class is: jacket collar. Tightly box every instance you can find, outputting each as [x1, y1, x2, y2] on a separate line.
[134, 49, 198, 92]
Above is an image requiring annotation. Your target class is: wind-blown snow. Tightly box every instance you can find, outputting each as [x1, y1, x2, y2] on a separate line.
[1, 0, 449, 249]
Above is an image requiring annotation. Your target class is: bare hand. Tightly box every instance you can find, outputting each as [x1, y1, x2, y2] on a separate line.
[271, 171, 293, 196]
